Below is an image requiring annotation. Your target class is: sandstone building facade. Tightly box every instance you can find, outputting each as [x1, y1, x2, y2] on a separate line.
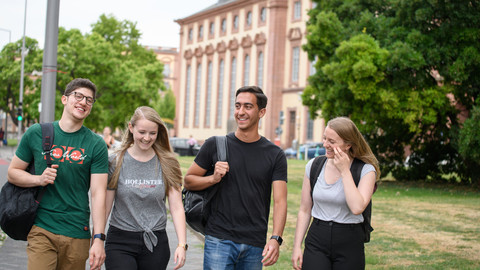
[174, 0, 324, 148]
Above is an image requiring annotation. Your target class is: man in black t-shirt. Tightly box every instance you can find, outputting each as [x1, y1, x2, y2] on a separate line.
[185, 86, 288, 270]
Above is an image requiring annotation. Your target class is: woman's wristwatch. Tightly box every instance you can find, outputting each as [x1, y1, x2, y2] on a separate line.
[177, 243, 189, 250]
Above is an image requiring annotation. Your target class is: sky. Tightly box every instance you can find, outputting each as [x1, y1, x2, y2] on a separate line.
[0, 0, 218, 50]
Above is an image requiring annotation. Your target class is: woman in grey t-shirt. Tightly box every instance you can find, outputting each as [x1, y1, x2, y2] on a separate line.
[105, 106, 187, 269]
[292, 117, 381, 270]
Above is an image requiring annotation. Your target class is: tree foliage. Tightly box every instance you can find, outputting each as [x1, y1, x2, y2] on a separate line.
[303, 1, 480, 185]
[1, 14, 170, 133]
[0, 37, 42, 127]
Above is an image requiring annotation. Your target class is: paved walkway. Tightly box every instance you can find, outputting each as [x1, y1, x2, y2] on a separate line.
[0, 145, 204, 269]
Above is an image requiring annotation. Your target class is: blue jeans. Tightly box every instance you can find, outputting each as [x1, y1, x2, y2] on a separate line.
[204, 235, 263, 270]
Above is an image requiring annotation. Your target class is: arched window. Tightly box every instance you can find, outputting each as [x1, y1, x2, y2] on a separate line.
[229, 57, 237, 118]
[194, 64, 202, 126]
[261, 7, 267, 22]
[184, 65, 191, 126]
[217, 59, 225, 126]
[244, 54, 250, 86]
[246, 11, 252, 26]
[257, 52, 264, 88]
[205, 61, 213, 126]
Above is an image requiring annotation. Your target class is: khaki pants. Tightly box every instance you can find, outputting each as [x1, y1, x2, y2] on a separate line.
[27, 225, 90, 270]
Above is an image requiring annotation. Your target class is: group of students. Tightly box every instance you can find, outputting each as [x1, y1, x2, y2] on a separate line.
[7, 78, 380, 270]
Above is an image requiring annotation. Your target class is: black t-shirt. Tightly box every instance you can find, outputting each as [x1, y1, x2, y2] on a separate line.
[194, 133, 288, 247]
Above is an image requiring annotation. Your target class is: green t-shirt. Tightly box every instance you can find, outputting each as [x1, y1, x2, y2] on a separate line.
[16, 121, 108, 239]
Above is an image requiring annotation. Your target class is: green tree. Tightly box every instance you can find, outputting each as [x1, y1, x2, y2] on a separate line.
[34, 14, 166, 132]
[152, 88, 176, 128]
[303, 1, 480, 184]
[0, 37, 42, 129]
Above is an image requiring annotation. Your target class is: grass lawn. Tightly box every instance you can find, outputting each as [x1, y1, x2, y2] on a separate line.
[178, 156, 480, 269]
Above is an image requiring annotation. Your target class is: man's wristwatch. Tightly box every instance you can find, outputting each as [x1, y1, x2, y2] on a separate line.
[93, 233, 106, 241]
[270, 235, 283, 246]
[178, 243, 188, 251]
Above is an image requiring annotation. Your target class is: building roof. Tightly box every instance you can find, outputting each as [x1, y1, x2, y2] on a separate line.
[177, 0, 238, 22]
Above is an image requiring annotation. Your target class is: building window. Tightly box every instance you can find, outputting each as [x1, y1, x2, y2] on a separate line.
[257, 52, 264, 88]
[309, 58, 317, 76]
[233, 15, 239, 30]
[205, 61, 213, 127]
[195, 64, 202, 127]
[198, 25, 203, 39]
[294, 1, 302, 20]
[184, 65, 191, 126]
[307, 112, 314, 140]
[229, 57, 237, 118]
[221, 18, 227, 33]
[209, 22, 215, 36]
[260, 7, 267, 22]
[244, 54, 250, 86]
[246, 11, 252, 26]
[163, 63, 171, 77]
[292, 46, 300, 83]
[188, 28, 193, 41]
[217, 59, 225, 126]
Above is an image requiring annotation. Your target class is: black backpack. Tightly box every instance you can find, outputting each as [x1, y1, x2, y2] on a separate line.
[0, 122, 54, 241]
[309, 155, 374, 243]
[182, 136, 228, 235]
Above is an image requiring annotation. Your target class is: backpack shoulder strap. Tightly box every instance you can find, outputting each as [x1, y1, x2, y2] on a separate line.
[215, 135, 228, 162]
[351, 158, 374, 241]
[204, 136, 228, 202]
[309, 155, 327, 200]
[350, 158, 365, 186]
[40, 123, 54, 168]
[36, 122, 54, 203]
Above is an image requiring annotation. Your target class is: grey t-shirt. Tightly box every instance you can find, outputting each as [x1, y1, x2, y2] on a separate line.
[305, 158, 376, 224]
[108, 151, 167, 251]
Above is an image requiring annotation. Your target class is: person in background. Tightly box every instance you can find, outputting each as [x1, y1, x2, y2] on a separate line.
[0, 127, 4, 147]
[292, 117, 380, 270]
[103, 126, 115, 149]
[105, 106, 187, 270]
[7, 78, 108, 270]
[187, 135, 197, 156]
[184, 86, 288, 270]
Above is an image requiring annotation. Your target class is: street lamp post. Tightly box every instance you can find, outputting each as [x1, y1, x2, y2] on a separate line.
[18, 0, 28, 141]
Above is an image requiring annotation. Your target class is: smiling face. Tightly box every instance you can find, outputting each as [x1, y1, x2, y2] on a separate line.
[234, 92, 266, 132]
[323, 126, 351, 159]
[61, 87, 94, 121]
[129, 118, 159, 152]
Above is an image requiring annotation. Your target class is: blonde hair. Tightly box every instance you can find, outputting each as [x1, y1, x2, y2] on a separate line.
[327, 117, 381, 180]
[108, 106, 182, 195]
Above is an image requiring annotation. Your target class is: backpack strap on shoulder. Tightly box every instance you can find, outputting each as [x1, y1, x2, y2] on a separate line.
[309, 155, 327, 201]
[37, 122, 55, 203]
[350, 158, 365, 186]
[215, 136, 228, 162]
[41, 123, 54, 168]
[204, 136, 228, 202]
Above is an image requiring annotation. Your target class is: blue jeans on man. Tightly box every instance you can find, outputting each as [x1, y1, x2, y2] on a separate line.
[203, 235, 263, 270]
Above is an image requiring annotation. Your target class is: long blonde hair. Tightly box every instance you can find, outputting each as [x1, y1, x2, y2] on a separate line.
[327, 117, 381, 180]
[108, 106, 182, 195]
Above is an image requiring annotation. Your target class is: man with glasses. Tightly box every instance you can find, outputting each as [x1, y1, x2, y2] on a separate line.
[7, 78, 109, 270]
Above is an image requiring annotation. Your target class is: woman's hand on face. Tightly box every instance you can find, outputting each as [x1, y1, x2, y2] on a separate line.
[333, 147, 350, 173]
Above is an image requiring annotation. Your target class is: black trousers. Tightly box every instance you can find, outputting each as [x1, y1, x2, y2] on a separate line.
[302, 218, 365, 270]
[105, 225, 170, 270]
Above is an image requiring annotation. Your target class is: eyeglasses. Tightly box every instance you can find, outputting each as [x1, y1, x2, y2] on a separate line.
[68, 91, 96, 106]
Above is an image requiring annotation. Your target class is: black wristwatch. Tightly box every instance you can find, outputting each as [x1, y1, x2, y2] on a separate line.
[270, 235, 283, 246]
[93, 233, 106, 241]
